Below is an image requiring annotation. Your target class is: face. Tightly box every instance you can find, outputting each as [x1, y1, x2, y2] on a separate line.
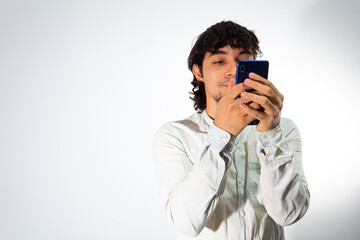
[193, 45, 253, 104]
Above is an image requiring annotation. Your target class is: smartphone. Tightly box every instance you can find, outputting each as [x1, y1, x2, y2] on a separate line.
[236, 60, 269, 84]
[236, 60, 269, 125]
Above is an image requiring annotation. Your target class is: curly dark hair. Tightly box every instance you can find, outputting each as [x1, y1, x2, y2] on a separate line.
[187, 21, 262, 112]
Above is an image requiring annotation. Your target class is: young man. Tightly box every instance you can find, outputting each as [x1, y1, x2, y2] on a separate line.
[153, 21, 310, 240]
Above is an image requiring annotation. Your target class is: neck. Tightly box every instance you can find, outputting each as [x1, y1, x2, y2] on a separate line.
[205, 99, 217, 120]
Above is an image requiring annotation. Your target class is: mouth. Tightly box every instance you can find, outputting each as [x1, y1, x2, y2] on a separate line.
[219, 79, 234, 87]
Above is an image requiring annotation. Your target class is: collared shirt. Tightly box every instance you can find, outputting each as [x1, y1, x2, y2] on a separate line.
[153, 111, 310, 240]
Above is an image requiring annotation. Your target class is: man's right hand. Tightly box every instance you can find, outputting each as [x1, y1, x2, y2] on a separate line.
[213, 80, 258, 136]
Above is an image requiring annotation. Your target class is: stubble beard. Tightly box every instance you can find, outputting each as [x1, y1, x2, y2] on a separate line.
[215, 95, 222, 103]
[211, 92, 223, 103]
[206, 87, 225, 104]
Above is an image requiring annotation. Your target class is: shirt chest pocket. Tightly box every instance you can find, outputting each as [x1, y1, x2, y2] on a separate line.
[247, 162, 263, 208]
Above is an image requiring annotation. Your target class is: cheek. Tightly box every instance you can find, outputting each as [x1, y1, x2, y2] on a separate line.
[203, 69, 219, 84]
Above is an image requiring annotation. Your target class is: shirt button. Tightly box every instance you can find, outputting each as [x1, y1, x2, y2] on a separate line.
[241, 211, 246, 217]
[221, 136, 227, 141]
[265, 160, 269, 165]
[238, 178, 242, 185]
[261, 134, 266, 140]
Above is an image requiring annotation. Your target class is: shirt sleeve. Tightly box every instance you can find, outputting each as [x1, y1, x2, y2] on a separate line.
[256, 119, 310, 226]
[153, 123, 235, 237]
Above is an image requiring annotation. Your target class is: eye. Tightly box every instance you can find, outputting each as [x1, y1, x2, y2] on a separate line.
[214, 60, 224, 65]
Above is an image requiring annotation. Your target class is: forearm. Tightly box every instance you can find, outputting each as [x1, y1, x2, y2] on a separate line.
[259, 154, 310, 226]
[162, 148, 226, 237]
[153, 124, 234, 236]
[257, 121, 310, 226]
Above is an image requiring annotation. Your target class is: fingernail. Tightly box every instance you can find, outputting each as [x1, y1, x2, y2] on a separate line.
[241, 92, 247, 97]
[240, 103, 245, 108]
[245, 79, 250, 84]
[249, 73, 254, 78]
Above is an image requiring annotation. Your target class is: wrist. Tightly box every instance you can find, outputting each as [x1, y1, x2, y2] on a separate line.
[257, 119, 280, 132]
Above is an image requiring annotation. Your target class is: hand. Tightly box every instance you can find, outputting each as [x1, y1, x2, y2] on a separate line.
[213, 80, 259, 136]
[239, 73, 284, 132]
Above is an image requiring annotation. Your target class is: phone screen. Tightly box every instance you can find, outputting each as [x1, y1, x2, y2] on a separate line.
[235, 60, 269, 125]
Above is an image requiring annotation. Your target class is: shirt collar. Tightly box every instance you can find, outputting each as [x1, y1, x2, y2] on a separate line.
[201, 110, 214, 126]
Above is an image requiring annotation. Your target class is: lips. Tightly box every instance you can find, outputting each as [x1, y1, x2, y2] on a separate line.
[219, 79, 234, 87]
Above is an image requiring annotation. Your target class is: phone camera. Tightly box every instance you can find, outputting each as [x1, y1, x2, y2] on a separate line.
[240, 65, 245, 73]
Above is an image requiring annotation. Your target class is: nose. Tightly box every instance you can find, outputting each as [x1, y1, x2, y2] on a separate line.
[226, 61, 237, 78]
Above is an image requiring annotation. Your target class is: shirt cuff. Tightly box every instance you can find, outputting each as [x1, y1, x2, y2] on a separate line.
[207, 124, 236, 152]
[257, 124, 282, 148]
[207, 124, 236, 169]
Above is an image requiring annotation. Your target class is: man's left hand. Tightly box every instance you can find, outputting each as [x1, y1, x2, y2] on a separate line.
[239, 72, 284, 132]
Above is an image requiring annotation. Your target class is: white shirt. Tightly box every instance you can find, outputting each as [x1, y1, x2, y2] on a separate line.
[153, 111, 310, 240]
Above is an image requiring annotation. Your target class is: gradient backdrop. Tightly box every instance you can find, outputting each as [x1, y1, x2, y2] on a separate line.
[1, 0, 359, 239]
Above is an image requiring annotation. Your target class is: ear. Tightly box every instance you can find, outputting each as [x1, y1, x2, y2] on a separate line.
[192, 64, 203, 82]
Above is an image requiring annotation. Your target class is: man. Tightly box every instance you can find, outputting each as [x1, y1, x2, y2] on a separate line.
[153, 21, 310, 240]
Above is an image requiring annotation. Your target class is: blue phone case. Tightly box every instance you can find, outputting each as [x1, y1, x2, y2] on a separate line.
[235, 60, 269, 125]
[236, 60, 269, 84]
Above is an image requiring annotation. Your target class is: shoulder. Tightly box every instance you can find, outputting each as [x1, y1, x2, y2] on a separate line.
[155, 112, 205, 137]
[153, 112, 206, 143]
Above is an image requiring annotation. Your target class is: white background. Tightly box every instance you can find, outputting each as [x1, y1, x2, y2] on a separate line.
[1, 0, 360, 239]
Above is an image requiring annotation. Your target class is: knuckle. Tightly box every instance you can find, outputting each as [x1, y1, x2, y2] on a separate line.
[260, 97, 268, 105]
[265, 87, 272, 96]
[240, 105, 248, 113]
[266, 109, 274, 117]
[228, 103, 236, 111]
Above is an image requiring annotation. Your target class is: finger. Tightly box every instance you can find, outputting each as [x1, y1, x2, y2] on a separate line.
[248, 102, 262, 110]
[243, 79, 283, 108]
[236, 97, 254, 105]
[235, 97, 262, 109]
[236, 105, 257, 124]
[240, 91, 279, 115]
[226, 83, 247, 99]
[243, 84, 253, 91]
[248, 72, 266, 82]
[244, 79, 276, 98]
[247, 72, 283, 100]
[244, 114, 257, 125]
[239, 102, 267, 120]
[227, 78, 235, 92]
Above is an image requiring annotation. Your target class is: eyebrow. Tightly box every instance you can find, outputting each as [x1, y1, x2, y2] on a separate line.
[209, 50, 227, 57]
[209, 49, 252, 57]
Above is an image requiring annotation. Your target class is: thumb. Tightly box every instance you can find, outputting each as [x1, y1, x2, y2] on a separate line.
[227, 78, 235, 92]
